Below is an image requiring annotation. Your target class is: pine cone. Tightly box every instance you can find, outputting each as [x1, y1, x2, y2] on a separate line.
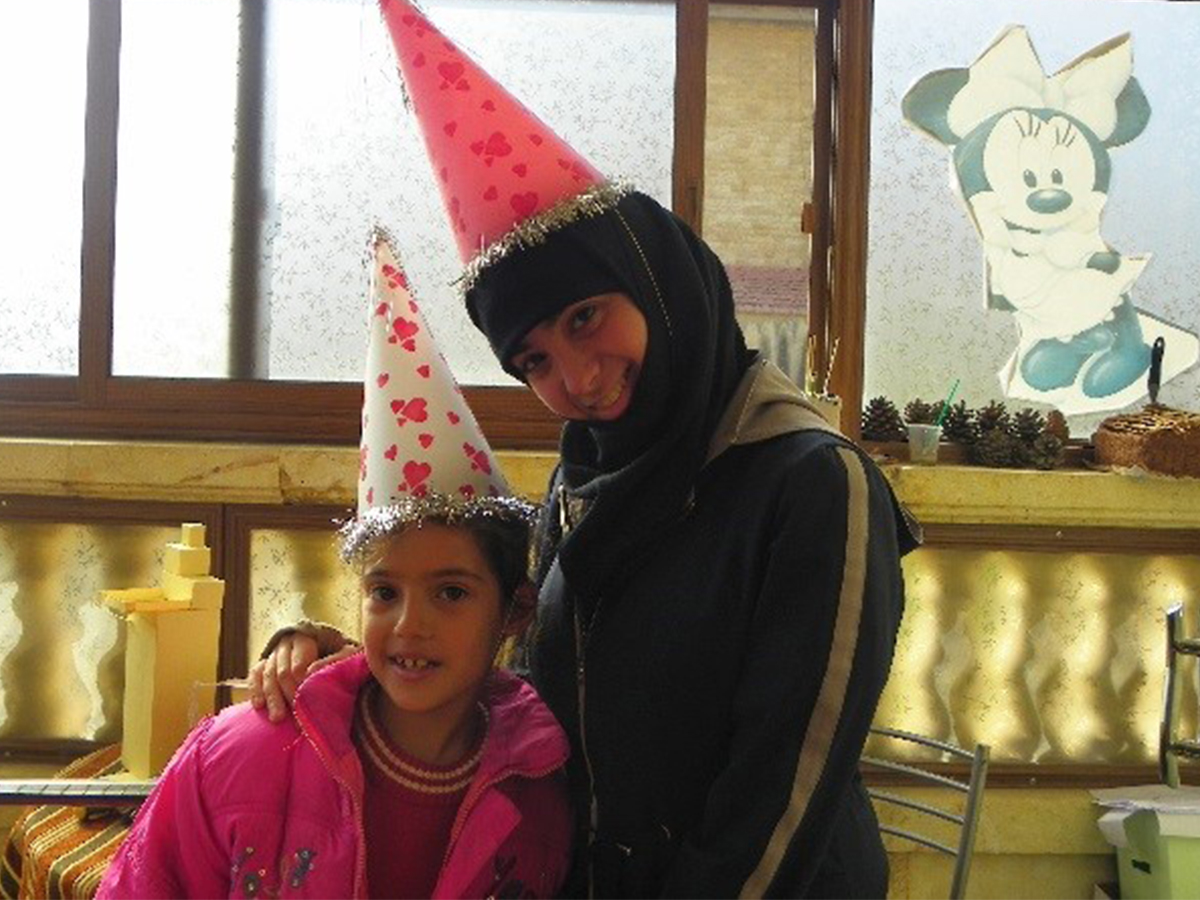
[904, 398, 938, 426]
[971, 426, 1021, 467]
[941, 401, 978, 444]
[1011, 407, 1047, 445]
[1028, 432, 1064, 470]
[862, 397, 906, 442]
[1044, 410, 1070, 443]
[975, 400, 1010, 436]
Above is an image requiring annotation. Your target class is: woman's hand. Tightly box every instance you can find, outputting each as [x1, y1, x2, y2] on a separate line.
[247, 635, 356, 722]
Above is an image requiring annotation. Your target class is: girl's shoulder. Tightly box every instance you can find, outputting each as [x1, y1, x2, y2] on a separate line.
[184, 702, 308, 801]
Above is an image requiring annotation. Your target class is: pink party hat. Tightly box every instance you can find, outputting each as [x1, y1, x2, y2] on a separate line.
[378, 0, 626, 288]
[357, 229, 509, 514]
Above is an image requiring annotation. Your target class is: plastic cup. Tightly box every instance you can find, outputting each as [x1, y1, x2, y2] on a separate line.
[907, 423, 942, 464]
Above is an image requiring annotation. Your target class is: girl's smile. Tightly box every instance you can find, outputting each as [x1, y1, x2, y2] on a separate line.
[509, 293, 648, 422]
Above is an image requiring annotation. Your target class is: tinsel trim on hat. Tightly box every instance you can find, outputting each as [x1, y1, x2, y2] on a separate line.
[339, 493, 539, 562]
[456, 180, 633, 296]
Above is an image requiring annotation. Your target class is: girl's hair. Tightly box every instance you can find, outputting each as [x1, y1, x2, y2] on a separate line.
[339, 495, 538, 607]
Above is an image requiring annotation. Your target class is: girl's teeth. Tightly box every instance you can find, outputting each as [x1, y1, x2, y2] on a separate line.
[396, 657, 432, 670]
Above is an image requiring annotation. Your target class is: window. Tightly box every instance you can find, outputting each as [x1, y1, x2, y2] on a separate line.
[1, 0, 849, 446]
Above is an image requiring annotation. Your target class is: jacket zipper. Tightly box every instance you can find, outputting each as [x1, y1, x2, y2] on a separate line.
[438, 759, 564, 879]
[574, 600, 604, 900]
[294, 704, 368, 899]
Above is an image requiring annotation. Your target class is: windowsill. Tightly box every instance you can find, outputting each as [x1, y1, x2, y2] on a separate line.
[878, 461, 1200, 530]
[0, 437, 559, 506]
[3, 437, 1198, 532]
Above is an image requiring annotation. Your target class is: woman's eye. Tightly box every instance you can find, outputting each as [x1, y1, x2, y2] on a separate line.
[515, 353, 546, 377]
[570, 304, 599, 332]
[437, 585, 469, 603]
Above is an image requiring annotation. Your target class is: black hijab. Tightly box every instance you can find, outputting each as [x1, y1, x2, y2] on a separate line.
[467, 191, 755, 599]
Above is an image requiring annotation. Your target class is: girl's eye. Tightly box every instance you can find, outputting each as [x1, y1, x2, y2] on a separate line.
[367, 584, 397, 604]
[436, 585, 469, 603]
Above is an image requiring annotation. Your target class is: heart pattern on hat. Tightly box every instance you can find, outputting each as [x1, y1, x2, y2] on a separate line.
[379, 0, 607, 265]
[357, 231, 511, 515]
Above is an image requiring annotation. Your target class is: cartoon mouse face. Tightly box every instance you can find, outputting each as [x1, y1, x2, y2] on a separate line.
[953, 106, 1112, 233]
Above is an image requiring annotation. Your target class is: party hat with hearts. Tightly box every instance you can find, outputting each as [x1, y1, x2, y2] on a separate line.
[343, 229, 534, 558]
[378, 0, 627, 290]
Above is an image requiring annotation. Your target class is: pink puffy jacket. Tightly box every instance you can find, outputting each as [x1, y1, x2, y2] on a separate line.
[98, 654, 572, 898]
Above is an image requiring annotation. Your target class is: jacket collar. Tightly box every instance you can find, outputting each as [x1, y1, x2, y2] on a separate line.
[704, 357, 840, 466]
[294, 654, 568, 785]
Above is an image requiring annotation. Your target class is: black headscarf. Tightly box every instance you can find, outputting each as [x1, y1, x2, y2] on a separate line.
[467, 191, 755, 599]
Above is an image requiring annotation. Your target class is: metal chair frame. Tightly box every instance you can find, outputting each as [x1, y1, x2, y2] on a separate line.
[1160, 603, 1200, 788]
[861, 726, 990, 900]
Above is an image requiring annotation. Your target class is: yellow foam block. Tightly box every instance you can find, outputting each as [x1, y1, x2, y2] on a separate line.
[121, 607, 222, 778]
[180, 523, 207, 548]
[164, 543, 212, 577]
[101, 587, 180, 614]
[161, 570, 225, 609]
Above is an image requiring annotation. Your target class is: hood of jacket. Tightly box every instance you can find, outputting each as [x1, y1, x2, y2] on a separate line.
[704, 357, 839, 466]
[704, 357, 924, 555]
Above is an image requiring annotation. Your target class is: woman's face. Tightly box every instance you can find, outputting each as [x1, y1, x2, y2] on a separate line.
[508, 293, 648, 422]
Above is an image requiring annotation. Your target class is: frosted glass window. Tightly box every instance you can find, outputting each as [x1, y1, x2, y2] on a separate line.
[0, 3, 87, 377]
[247, 528, 361, 665]
[867, 0, 1200, 436]
[264, 0, 675, 385]
[0, 522, 177, 743]
[111, 0, 239, 378]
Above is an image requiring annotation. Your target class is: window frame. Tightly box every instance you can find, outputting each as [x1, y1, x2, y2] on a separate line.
[0, 0, 853, 448]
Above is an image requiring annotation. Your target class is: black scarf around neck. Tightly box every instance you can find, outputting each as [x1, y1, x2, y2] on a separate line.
[468, 192, 754, 600]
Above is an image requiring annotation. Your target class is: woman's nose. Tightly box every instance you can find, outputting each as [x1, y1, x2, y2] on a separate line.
[559, 347, 599, 396]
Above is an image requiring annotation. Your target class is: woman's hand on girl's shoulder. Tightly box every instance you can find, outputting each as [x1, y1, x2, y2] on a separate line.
[247, 633, 356, 722]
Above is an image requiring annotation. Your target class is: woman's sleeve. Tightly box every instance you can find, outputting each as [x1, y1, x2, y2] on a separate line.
[97, 719, 229, 899]
[662, 444, 906, 899]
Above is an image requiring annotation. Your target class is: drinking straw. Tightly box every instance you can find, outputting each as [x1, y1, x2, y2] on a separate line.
[821, 337, 841, 396]
[934, 377, 961, 427]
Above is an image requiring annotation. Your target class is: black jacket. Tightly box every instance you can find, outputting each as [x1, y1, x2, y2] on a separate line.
[528, 360, 915, 898]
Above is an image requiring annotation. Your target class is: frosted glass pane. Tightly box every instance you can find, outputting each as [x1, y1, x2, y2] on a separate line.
[111, 0, 239, 378]
[265, 0, 675, 385]
[867, 0, 1200, 435]
[0, 2, 87, 376]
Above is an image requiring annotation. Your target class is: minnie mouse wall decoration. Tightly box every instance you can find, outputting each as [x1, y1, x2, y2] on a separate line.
[903, 26, 1198, 415]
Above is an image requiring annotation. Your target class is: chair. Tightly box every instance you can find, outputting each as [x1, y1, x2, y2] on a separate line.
[860, 726, 990, 900]
[1160, 603, 1200, 788]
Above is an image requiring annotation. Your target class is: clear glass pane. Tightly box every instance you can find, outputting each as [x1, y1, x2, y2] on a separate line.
[705, 5, 814, 387]
[111, 0, 239, 378]
[264, 0, 675, 385]
[0, 2, 87, 376]
[868, 0, 1200, 434]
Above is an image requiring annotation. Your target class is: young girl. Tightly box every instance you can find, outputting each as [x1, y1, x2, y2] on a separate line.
[99, 237, 572, 900]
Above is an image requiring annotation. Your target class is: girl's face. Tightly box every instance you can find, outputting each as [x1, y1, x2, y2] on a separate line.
[509, 293, 648, 422]
[361, 524, 508, 737]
